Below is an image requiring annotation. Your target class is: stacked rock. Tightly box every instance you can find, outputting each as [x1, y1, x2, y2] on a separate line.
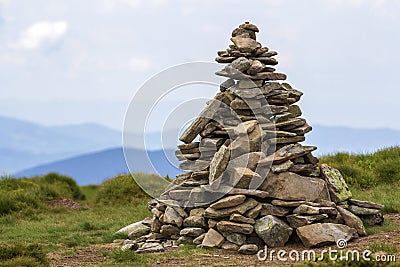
[119, 22, 384, 254]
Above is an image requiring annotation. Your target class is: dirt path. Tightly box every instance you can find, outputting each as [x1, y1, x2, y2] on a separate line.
[48, 214, 400, 267]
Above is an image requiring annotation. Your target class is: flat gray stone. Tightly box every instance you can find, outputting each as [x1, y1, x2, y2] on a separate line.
[189, 208, 205, 217]
[228, 152, 265, 171]
[238, 244, 259, 255]
[204, 198, 258, 219]
[271, 200, 306, 207]
[337, 206, 366, 236]
[296, 223, 358, 248]
[247, 60, 265, 75]
[348, 199, 384, 210]
[209, 143, 231, 184]
[168, 189, 192, 201]
[225, 233, 246, 246]
[191, 171, 210, 181]
[348, 205, 380, 215]
[260, 203, 291, 217]
[179, 160, 210, 172]
[179, 93, 225, 143]
[163, 206, 183, 227]
[127, 224, 150, 240]
[224, 57, 252, 72]
[293, 204, 320, 215]
[116, 220, 149, 235]
[210, 195, 246, 210]
[121, 243, 138, 251]
[259, 172, 331, 202]
[222, 241, 240, 251]
[136, 242, 164, 253]
[286, 214, 329, 228]
[160, 224, 180, 237]
[230, 167, 262, 189]
[202, 228, 225, 248]
[259, 143, 317, 165]
[217, 221, 253, 235]
[245, 203, 263, 219]
[227, 188, 269, 198]
[180, 227, 206, 238]
[229, 213, 255, 224]
[230, 36, 261, 53]
[271, 160, 293, 173]
[183, 215, 206, 228]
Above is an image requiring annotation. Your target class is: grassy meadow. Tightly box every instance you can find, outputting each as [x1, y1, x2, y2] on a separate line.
[0, 147, 399, 266]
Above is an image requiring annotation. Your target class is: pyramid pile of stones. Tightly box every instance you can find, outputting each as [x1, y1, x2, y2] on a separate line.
[119, 22, 385, 254]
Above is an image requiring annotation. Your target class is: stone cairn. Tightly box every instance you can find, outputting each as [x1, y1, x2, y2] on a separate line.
[118, 22, 385, 254]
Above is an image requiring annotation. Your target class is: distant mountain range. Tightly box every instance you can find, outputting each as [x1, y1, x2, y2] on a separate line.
[0, 115, 180, 172]
[0, 115, 121, 172]
[2, 115, 400, 184]
[15, 148, 181, 185]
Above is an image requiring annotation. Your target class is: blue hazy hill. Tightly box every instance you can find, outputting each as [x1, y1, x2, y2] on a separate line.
[15, 147, 181, 185]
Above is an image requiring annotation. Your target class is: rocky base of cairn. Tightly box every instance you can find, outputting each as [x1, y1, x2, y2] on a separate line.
[118, 177, 384, 254]
[116, 22, 384, 254]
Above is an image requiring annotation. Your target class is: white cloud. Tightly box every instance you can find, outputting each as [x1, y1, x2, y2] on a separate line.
[0, 52, 26, 66]
[129, 57, 152, 71]
[0, 0, 11, 7]
[121, 0, 141, 8]
[13, 21, 68, 50]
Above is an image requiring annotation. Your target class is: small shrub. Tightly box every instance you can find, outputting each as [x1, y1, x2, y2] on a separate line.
[0, 173, 84, 217]
[0, 193, 21, 216]
[94, 174, 150, 205]
[374, 159, 400, 184]
[81, 221, 97, 231]
[33, 172, 85, 200]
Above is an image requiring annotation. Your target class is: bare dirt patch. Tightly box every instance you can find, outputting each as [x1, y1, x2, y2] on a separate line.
[47, 198, 82, 210]
[48, 243, 119, 267]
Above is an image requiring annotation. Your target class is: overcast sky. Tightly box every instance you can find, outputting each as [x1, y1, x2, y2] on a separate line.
[0, 0, 399, 132]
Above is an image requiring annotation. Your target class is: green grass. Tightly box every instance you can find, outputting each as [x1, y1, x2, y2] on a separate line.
[0, 243, 49, 267]
[80, 184, 100, 203]
[320, 146, 400, 188]
[0, 203, 150, 247]
[0, 173, 156, 266]
[364, 220, 400, 235]
[350, 183, 400, 213]
[369, 241, 399, 254]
